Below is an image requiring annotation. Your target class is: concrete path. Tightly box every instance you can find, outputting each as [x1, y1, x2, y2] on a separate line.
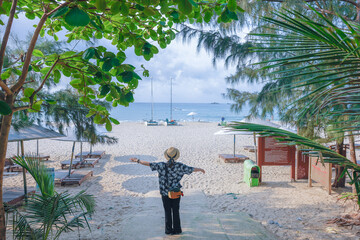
[119, 190, 278, 240]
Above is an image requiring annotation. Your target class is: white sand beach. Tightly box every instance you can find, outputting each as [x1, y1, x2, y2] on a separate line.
[4, 122, 360, 239]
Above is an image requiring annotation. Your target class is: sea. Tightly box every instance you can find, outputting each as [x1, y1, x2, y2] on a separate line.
[110, 102, 250, 122]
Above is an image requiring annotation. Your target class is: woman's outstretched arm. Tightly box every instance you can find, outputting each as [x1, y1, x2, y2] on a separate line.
[130, 157, 150, 166]
[193, 168, 205, 174]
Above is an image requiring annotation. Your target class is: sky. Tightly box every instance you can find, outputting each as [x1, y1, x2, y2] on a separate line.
[6, 14, 263, 103]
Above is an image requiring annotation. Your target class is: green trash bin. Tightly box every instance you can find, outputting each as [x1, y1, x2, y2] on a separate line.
[243, 160, 260, 187]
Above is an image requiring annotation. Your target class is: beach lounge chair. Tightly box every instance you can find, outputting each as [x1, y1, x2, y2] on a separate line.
[75, 151, 90, 159]
[61, 159, 82, 169]
[243, 146, 255, 152]
[25, 154, 51, 161]
[59, 170, 93, 186]
[81, 157, 100, 168]
[219, 154, 249, 163]
[54, 170, 75, 185]
[5, 158, 24, 172]
[88, 150, 105, 159]
[3, 189, 35, 207]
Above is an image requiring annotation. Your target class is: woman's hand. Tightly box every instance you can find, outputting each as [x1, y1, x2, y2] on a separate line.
[200, 168, 205, 174]
[130, 158, 138, 163]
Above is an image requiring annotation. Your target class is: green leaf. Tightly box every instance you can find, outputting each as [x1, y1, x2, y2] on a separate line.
[24, 88, 35, 97]
[53, 70, 61, 83]
[111, 1, 121, 14]
[118, 71, 133, 83]
[94, 114, 101, 124]
[109, 117, 120, 125]
[50, 6, 69, 18]
[32, 49, 44, 57]
[100, 85, 111, 96]
[227, 0, 236, 12]
[178, 0, 192, 15]
[45, 99, 57, 104]
[20, 97, 30, 103]
[1, 69, 11, 80]
[102, 59, 113, 72]
[65, 7, 90, 27]
[204, 10, 212, 23]
[0, 100, 11, 115]
[105, 118, 112, 131]
[120, 3, 129, 16]
[95, 0, 107, 11]
[125, 92, 134, 102]
[82, 48, 95, 60]
[25, 12, 35, 20]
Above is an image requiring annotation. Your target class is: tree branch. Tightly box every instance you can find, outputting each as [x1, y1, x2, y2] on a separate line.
[0, 0, 18, 96]
[0, 0, 17, 74]
[46, 1, 71, 17]
[30, 58, 59, 99]
[13, 105, 30, 112]
[0, 81, 11, 95]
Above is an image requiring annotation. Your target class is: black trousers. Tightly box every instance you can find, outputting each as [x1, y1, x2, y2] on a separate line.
[161, 195, 181, 234]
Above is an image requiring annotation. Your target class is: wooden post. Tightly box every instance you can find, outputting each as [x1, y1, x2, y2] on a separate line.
[20, 140, 27, 202]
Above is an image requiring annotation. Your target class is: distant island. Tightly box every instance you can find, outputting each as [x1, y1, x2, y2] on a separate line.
[210, 102, 219, 104]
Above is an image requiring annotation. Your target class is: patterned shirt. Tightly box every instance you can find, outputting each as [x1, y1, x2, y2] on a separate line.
[150, 162, 194, 196]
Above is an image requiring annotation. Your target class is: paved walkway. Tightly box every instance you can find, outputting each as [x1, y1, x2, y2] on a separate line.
[120, 190, 278, 240]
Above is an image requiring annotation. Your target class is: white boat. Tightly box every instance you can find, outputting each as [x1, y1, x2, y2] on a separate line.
[145, 77, 158, 126]
[165, 78, 178, 126]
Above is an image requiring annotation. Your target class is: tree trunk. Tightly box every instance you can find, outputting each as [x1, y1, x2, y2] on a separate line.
[0, 112, 13, 239]
[332, 141, 346, 188]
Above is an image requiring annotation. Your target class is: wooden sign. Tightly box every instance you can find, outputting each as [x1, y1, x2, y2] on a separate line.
[309, 156, 332, 195]
[258, 137, 296, 182]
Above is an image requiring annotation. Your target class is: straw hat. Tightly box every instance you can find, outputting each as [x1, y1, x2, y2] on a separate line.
[164, 147, 180, 161]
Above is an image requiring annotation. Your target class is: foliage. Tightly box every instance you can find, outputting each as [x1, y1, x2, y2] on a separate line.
[249, 7, 360, 136]
[0, 0, 243, 122]
[8, 156, 95, 240]
[179, 0, 359, 127]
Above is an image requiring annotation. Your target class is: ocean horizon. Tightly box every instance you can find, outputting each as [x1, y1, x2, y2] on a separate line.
[110, 102, 251, 122]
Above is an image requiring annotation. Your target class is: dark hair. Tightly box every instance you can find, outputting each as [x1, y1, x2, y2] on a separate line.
[167, 158, 175, 168]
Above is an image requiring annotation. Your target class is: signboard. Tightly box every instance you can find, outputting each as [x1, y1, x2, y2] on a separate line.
[258, 137, 296, 182]
[297, 151, 309, 180]
[309, 157, 332, 195]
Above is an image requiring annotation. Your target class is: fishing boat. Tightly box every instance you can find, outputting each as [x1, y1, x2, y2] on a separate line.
[164, 78, 178, 126]
[145, 78, 158, 126]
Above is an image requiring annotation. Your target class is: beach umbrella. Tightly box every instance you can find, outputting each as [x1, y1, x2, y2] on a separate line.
[187, 112, 197, 121]
[214, 129, 252, 157]
[8, 125, 64, 200]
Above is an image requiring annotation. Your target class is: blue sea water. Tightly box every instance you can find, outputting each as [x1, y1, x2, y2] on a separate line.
[110, 102, 249, 122]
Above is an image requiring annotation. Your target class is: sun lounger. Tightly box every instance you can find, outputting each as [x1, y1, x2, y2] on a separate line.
[88, 150, 105, 159]
[243, 146, 255, 152]
[61, 159, 82, 169]
[219, 154, 249, 163]
[55, 170, 75, 185]
[25, 154, 50, 161]
[59, 170, 93, 186]
[5, 158, 24, 172]
[81, 157, 100, 168]
[3, 190, 35, 207]
[75, 151, 90, 159]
